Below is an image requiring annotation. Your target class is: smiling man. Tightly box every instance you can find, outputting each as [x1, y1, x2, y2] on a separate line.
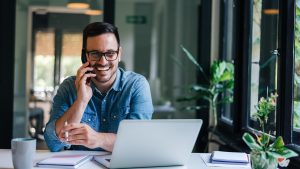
[44, 22, 153, 152]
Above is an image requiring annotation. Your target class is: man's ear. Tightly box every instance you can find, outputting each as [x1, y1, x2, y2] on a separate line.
[118, 46, 122, 62]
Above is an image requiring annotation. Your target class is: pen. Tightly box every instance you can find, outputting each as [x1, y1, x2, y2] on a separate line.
[64, 121, 69, 141]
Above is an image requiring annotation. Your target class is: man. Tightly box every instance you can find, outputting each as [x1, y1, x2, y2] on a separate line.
[44, 22, 153, 152]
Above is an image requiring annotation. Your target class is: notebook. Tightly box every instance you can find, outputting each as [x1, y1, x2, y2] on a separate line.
[94, 119, 202, 168]
[36, 154, 93, 169]
[211, 151, 249, 164]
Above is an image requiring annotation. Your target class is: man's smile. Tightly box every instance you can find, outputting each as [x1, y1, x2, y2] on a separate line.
[93, 65, 110, 71]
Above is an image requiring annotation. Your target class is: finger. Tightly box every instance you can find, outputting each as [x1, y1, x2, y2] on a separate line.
[77, 67, 94, 77]
[58, 130, 69, 142]
[62, 123, 84, 131]
[75, 64, 93, 88]
[67, 123, 91, 138]
[78, 73, 96, 87]
[76, 62, 90, 79]
[68, 126, 87, 136]
[67, 139, 86, 146]
[75, 67, 94, 85]
[81, 61, 90, 69]
[58, 130, 65, 140]
[67, 134, 87, 142]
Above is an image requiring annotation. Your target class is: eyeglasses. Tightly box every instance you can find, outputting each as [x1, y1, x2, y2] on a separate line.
[86, 49, 119, 61]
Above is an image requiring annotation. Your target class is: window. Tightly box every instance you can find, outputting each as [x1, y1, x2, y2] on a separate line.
[31, 12, 91, 94]
[61, 32, 82, 83]
[293, 0, 300, 145]
[248, 0, 279, 135]
[34, 30, 55, 92]
[219, 0, 237, 125]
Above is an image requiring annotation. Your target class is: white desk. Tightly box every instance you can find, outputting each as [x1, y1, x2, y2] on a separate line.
[0, 149, 249, 169]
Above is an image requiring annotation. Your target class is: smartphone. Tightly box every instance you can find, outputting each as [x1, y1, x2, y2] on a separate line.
[81, 49, 87, 63]
[81, 49, 92, 83]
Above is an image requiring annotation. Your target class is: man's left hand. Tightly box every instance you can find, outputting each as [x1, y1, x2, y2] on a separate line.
[60, 123, 101, 149]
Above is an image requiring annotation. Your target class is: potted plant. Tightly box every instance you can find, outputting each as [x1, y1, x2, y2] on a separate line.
[178, 46, 234, 128]
[243, 92, 298, 169]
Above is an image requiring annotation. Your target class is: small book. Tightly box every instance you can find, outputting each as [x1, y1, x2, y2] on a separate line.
[36, 154, 93, 169]
[210, 151, 249, 164]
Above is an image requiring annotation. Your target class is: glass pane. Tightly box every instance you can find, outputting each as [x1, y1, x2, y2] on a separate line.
[34, 30, 55, 92]
[60, 32, 82, 83]
[220, 0, 236, 123]
[14, 0, 104, 140]
[293, 0, 300, 144]
[249, 0, 279, 135]
[114, 0, 199, 120]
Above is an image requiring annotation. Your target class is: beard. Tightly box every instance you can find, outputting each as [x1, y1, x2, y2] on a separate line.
[91, 63, 117, 84]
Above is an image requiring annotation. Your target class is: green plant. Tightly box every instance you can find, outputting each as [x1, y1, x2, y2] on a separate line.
[178, 46, 234, 127]
[243, 93, 298, 168]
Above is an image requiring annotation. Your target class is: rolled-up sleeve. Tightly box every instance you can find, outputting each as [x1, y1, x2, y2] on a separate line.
[44, 80, 73, 152]
[127, 77, 153, 119]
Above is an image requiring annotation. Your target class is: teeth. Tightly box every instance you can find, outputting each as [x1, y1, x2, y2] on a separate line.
[97, 67, 109, 71]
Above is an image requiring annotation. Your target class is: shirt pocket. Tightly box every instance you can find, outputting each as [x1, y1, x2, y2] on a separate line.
[81, 111, 97, 129]
[109, 106, 129, 132]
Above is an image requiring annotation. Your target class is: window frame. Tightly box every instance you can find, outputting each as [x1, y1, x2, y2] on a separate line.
[237, 0, 300, 167]
[218, 0, 236, 130]
[216, 0, 253, 136]
[277, 0, 294, 144]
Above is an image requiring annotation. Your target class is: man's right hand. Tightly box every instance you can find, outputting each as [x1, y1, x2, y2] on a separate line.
[75, 62, 96, 104]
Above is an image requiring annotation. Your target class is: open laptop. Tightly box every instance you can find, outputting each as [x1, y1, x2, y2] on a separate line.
[94, 119, 202, 168]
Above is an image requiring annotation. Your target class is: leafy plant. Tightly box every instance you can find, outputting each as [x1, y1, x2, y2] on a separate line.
[178, 46, 234, 127]
[243, 93, 298, 168]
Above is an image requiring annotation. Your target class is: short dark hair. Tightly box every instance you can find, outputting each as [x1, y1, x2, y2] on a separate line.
[82, 22, 120, 49]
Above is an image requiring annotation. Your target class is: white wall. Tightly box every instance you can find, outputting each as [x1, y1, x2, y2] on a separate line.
[151, 0, 200, 103]
[211, 0, 220, 63]
[115, 1, 135, 71]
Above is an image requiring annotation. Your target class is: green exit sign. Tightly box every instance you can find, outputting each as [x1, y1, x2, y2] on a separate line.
[126, 16, 147, 24]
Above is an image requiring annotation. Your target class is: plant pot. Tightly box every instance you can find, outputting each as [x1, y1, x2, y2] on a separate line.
[251, 151, 278, 169]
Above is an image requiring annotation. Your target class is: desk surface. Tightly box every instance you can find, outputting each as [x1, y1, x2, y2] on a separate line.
[0, 149, 249, 169]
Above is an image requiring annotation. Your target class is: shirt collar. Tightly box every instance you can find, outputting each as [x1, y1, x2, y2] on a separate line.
[111, 68, 122, 92]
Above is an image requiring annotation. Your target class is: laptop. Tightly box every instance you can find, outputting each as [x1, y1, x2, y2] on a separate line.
[94, 119, 202, 168]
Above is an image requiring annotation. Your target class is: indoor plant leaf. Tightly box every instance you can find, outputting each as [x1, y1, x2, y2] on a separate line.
[180, 45, 208, 81]
[260, 133, 270, 147]
[269, 136, 285, 149]
[219, 71, 233, 82]
[190, 84, 211, 93]
[267, 148, 298, 159]
[242, 133, 263, 151]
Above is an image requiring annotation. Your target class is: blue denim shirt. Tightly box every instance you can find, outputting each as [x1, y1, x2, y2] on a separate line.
[44, 68, 153, 152]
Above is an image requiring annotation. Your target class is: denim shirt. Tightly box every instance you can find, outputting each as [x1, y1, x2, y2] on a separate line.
[44, 68, 153, 152]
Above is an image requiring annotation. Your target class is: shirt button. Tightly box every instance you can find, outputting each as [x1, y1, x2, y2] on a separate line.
[113, 115, 117, 119]
[88, 119, 91, 122]
[103, 118, 106, 122]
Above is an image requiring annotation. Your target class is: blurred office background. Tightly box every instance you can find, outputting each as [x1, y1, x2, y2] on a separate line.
[2, 1, 300, 168]
[9, 0, 202, 149]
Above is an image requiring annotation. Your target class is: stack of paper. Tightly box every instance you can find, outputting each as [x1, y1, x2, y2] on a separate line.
[211, 151, 249, 164]
[200, 152, 251, 169]
[36, 154, 93, 169]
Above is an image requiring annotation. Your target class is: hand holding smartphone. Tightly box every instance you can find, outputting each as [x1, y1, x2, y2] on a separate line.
[86, 63, 92, 84]
[81, 49, 93, 84]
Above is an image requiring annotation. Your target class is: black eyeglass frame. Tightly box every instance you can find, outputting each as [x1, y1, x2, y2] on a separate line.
[85, 48, 120, 61]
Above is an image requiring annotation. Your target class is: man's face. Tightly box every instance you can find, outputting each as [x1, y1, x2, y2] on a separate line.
[86, 33, 121, 84]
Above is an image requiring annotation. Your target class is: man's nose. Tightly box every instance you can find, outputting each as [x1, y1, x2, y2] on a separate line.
[97, 55, 108, 64]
